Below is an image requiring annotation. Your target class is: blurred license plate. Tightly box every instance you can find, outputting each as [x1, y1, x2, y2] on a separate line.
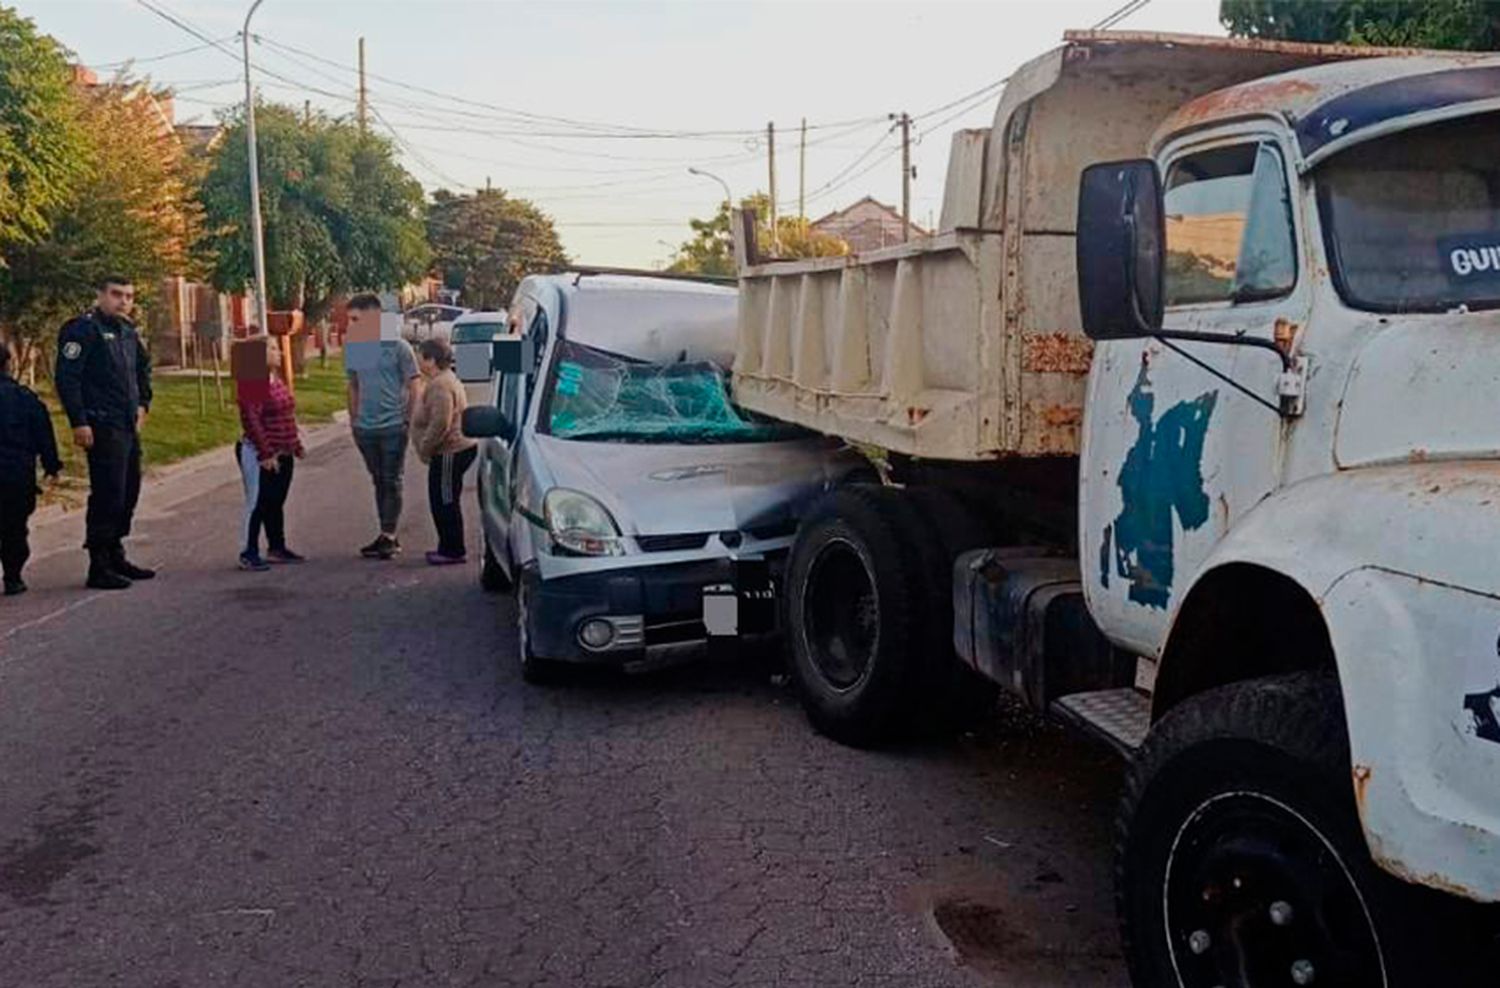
[703, 561, 775, 637]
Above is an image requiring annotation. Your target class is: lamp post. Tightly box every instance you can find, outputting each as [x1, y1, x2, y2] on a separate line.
[242, 0, 269, 335]
[687, 167, 733, 208]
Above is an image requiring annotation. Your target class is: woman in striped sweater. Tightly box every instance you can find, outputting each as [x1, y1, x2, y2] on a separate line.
[235, 336, 305, 571]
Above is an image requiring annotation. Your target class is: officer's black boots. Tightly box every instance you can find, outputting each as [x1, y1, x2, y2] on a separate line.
[110, 546, 155, 581]
[86, 550, 131, 590]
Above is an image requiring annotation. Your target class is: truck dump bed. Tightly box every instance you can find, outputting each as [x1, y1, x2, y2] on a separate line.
[731, 31, 1386, 461]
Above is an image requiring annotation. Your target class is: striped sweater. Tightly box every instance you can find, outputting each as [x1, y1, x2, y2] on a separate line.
[239, 376, 303, 460]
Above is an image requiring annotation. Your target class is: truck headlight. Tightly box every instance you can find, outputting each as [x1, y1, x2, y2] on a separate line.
[544, 488, 625, 557]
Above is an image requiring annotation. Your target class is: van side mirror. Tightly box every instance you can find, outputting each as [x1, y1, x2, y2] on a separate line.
[463, 406, 516, 442]
[1077, 159, 1164, 340]
[490, 336, 534, 374]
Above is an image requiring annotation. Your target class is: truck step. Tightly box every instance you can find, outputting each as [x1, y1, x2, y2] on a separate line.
[1051, 688, 1151, 756]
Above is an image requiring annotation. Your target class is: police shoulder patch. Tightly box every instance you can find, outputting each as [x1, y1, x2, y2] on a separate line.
[62, 341, 82, 360]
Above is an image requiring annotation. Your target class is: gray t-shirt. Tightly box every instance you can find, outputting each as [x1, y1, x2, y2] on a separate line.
[348, 339, 418, 432]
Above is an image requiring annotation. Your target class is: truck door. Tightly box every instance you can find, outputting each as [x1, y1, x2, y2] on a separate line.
[1082, 132, 1309, 654]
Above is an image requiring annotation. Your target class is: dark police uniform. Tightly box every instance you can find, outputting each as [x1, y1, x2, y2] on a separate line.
[54, 308, 152, 565]
[0, 373, 62, 589]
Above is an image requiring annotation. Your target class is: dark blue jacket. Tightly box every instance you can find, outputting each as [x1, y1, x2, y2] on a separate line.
[0, 374, 62, 486]
[54, 309, 153, 430]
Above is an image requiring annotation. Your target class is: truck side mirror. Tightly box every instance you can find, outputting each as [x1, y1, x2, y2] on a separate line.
[463, 406, 517, 443]
[1077, 159, 1164, 340]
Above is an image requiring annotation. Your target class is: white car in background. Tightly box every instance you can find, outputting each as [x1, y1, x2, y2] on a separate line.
[402, 303, 470, 343]
[450, 310, 508, 406]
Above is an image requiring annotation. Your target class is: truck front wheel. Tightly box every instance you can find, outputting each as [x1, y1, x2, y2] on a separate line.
[1118, 672, 1465, 988]
[785, 485, 923, 746]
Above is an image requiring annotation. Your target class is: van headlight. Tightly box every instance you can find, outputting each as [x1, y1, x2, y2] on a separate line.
[544, 488, 625, 557]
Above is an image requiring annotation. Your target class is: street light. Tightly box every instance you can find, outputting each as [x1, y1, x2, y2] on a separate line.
[242, 0, 269, 336]
[687, 167, 733, 208]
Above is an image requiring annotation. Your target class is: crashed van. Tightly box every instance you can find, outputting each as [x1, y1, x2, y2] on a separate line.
[462, 271, 862, 682]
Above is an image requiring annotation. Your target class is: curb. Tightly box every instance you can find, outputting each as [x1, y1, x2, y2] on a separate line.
[31, 410, 351, 529]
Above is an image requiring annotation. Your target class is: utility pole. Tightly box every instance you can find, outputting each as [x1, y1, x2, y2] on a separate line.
[891, 111, 912, 242]
[303, 99, 310, 127]
[357, 36, 368, 133]
[798, 117, 807, 225]
[242, 0, 269, 336]
[767, 121, 778, 254]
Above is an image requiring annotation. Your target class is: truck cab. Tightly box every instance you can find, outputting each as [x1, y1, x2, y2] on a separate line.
[733, 31, 1500, 987]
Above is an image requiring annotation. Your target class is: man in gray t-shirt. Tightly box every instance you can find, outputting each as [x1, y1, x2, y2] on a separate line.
[345, 293, 419, 559]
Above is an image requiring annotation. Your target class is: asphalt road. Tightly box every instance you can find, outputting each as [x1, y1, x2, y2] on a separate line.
[0, 427, 1127, 988]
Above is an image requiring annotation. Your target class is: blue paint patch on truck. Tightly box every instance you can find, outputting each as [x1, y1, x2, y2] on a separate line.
[1106, 364, 1218, 609]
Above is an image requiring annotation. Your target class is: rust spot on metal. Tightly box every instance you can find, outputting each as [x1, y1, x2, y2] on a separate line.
[1352, 764, 1372, 814]
[1164, 76, 1323, 136]
[907, 406, 931, 426]
[1039, 404, 1084, 428]
[1273, 318, 1299, 356]
[1410, 448, 1429, 463]
[1022, 332, 1094, 374]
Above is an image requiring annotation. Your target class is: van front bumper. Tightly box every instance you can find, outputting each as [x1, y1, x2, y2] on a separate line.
[520, 556, 782, 665]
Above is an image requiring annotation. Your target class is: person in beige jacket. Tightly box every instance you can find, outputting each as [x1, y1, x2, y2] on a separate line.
[412, 338, 478, 564]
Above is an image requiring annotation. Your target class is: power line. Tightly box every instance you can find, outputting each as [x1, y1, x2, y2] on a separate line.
[91, 36, 237, 70]
[1092, 0, 1154, 30]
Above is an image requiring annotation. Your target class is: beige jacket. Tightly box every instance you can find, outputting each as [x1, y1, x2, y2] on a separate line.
[412, 369, 476, 463]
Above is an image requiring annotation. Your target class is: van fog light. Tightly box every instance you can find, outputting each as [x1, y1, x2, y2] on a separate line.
[579, 619, 615, 650]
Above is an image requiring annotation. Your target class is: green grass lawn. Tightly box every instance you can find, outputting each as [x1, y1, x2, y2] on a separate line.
[34, 355, 349, 508]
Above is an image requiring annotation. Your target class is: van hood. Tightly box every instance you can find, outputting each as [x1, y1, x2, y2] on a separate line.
[1336, 310, 1500, 468]
[530, 434, 852, 536]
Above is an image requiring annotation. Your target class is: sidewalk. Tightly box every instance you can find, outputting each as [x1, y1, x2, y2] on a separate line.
[27, 410, 351, 567]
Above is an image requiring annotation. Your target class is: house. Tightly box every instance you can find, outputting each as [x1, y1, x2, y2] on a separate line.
[809, 196, 928, 252]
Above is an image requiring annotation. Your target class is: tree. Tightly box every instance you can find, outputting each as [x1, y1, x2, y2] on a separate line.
[0, 7, 86, 255]
[0, 74, 200, 375]
[196, 104, 429, 315]
[426, 188, 568, 310]
[1221, 0, 1500, 49]
[667, 193, 848, 276]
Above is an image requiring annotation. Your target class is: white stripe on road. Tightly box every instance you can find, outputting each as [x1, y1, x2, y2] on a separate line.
[0, 592, 105, 656]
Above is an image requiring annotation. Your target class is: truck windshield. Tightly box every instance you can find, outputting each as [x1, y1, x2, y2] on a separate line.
[1319, 112, 1500, 312]
[543, 339, 804, 444]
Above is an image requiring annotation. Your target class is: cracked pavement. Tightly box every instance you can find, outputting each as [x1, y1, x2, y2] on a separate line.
[0, 431, 1126, 987]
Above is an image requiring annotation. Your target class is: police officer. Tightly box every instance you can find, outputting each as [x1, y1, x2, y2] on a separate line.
[55, 275, 156, 590]
[0, 341, 61, 596]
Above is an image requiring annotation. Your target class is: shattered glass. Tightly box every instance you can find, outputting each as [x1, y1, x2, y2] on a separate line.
[546, 339, 802, 444]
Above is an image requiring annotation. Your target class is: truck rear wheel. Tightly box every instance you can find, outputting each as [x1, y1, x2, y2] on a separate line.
[785, 485, 924, 746]
[1118, 672, 1467, 988]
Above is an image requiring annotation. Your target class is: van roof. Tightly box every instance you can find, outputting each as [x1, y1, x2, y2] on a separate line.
[530, 272, 738, 366]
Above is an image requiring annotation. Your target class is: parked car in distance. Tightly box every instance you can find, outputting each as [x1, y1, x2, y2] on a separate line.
[462, 272, 864, 683]
[402, 303, 470, 343]
[450, 310, 508, 406]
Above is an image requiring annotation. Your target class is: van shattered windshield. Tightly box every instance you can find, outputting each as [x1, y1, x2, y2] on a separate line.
[1319, 112, 1500, 312]
[543, 339, 804, 444]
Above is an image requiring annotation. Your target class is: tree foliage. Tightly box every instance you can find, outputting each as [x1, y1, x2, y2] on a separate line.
[0, 6, 87, 253]
[197, 104, 429, 313]
[667, 193, 849, 276]
[0, 74, 201, 368]
[426, 188, 569, 310]
[1221, 0, 1500, 48]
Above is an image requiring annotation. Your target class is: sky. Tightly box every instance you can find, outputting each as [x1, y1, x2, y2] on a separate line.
[23, 0, 1225, 270]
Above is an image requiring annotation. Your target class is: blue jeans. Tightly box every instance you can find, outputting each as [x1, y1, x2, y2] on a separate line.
[353, 427, 408, 534]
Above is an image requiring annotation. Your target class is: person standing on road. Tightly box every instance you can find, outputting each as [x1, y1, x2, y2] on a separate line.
[235, 336, 306, 572]
[345, 293, 419, 560]
[0, 342, 63, 597]
[54, 275, 155, 590]
[412, 338, 477, 565]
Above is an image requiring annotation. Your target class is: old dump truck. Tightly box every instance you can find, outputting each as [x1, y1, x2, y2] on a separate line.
[732, 30, 1500, 987]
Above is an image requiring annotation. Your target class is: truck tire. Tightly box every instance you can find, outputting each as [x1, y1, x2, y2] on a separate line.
[899, 488, 1000, 730]
[785, 485, 925, 746]
[480, 532, 511, 593]
[1117, 671, 1475, 988]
